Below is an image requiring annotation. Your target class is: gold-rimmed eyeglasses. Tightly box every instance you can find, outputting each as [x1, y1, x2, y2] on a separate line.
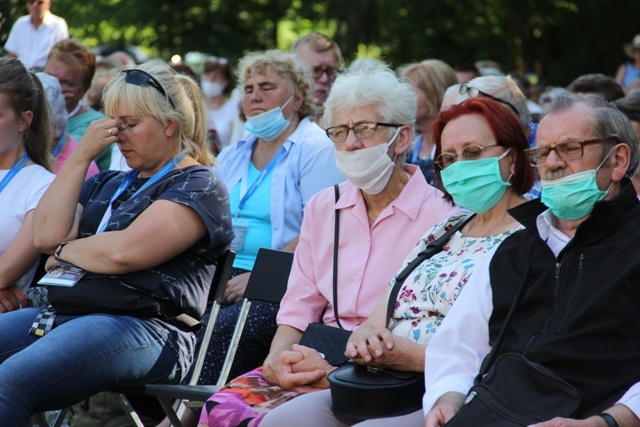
[325, 122, 401, 143]
[524, 137, 619, 167]
[435, 144, 504, 169]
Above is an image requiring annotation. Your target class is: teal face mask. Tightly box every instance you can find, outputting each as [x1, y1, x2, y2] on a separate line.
[244, 96, 293, 141]
[540, 149, 613, 220]
[441, 149, 512, 213]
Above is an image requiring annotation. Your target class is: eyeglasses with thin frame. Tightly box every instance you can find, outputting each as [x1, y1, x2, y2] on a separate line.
[325, 122, 401, 143]
[311, 66, 339, 80]
[524, 137, 618, 167]
[435, 144, 504, 169]
[122, 69, 176, 109]
[459, 84, 520, 116]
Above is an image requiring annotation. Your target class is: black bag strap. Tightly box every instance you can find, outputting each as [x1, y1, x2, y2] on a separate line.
[332, 184, 345, 330]
[474, 250, 535, 383]
[385, 214, 475, 327]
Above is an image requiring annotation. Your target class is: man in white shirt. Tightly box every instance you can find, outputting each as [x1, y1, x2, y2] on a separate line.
[424, 94, 640, 427]
[4, 0, 68, 70]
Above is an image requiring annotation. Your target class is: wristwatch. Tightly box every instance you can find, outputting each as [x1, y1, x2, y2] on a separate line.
[54, 241, 69, 262]
[597, 413, 619, 427]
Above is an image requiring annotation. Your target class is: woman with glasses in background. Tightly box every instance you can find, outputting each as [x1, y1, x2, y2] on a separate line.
[261, 96, 535, 427]
[0, 61, 234, 425]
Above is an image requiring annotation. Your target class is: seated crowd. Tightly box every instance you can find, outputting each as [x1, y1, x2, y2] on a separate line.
[2, 30, 640, 427]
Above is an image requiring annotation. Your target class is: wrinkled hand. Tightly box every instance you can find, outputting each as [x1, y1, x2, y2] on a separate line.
[528, 416, 604, 427]
[290, 344, 334, 389]
[223, 272, 250, 304]
[0, 286, 27, 313]
[345, 324, 395, 365]
[76, 117, 120, 161]
[263, 347, 327, 393]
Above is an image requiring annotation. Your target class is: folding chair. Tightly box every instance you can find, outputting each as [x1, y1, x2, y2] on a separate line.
[137, 248, 294, 427]
[33, 249, 236, 427]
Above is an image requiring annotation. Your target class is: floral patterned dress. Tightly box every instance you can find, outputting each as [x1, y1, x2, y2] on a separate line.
[389, 214, 522, 345]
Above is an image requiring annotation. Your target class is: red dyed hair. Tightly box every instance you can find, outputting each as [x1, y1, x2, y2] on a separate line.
[433, 97, 535, 201]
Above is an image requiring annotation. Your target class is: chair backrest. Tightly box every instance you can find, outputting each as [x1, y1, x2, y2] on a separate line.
[215, 248, 294, 387]
[243, 248, 293, 303]
[188, 249, 235, 385]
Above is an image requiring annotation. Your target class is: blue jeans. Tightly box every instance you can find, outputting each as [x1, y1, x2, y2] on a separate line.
[0, 308, 181, 426]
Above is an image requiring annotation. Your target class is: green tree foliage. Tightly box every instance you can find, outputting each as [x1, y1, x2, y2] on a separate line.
[1, 0, 636, 86]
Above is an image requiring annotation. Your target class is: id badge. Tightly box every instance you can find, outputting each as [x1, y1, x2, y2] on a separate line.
[231, 218, 250, 251]
[37, 262, 87, 287]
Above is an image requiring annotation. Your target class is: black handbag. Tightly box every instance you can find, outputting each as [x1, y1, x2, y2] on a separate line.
[299, 185, 351, 366]
[443, 255, 581, 426]
[327, 215, 475, 422]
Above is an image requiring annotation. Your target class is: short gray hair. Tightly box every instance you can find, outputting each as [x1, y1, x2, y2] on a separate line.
[456, 75, 530, 129]
[36, 72, 66, 138]
[547, 94, 639, 177]
[324, 65, 416, 130]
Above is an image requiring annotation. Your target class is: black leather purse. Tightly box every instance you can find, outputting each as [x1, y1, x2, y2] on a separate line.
[327, 215, 474, 422]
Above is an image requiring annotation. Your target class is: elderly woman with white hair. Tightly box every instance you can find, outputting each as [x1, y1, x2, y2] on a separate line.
[36, 72, 100, 177]
[197, 65, 459, 427]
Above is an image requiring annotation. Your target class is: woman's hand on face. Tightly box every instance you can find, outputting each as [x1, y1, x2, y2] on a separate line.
[345, 325, 395, 364]
[0, 286, 27, 313]
[76, 118, 120, 161]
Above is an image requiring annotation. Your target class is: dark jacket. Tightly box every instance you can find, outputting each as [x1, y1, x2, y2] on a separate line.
[488, 179, 640, 416]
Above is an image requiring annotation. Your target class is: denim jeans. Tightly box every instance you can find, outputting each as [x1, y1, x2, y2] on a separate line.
[0, 308, 181, 426]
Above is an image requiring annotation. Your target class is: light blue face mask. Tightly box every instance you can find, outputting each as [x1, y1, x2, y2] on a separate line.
[441, 149, 512, 213]
[540, 151, 613, 220]
[244, 96, 293, 141]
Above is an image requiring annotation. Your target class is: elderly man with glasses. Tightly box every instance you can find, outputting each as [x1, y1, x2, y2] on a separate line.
[292, 32, 342, 127]
[3, 0, 68, 71]
[424, 94, 640, 427]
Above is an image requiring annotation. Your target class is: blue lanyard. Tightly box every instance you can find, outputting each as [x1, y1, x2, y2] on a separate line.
[0, 153, 29, 194]
[237, 145, 286, 214]
[411, 135, 423, 164]
[52, 133, 67, 158]
[97, 152, 187, 233]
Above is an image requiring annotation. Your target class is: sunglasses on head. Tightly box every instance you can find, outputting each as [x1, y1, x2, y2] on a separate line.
[122, 69, 175, 108]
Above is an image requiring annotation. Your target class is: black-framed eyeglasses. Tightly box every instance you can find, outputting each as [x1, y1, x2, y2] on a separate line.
[122, 69, 175, 109]
[459, 84, 520, 116]
[435, 144, 504, 169]
[325, 122, 401, 143]
[524, 137, 619, 167]
[312, 66, 338, 80]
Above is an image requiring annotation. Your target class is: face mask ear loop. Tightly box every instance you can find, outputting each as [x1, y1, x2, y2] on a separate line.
[596, 146, 616, 172]
[282, 95, 295, 120]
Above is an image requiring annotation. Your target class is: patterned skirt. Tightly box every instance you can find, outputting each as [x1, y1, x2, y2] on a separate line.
[197, 367, 299, 427]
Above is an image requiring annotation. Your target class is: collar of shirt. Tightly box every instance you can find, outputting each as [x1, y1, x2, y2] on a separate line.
[536, 209, 572, 257]
[335, 164, 428, 222]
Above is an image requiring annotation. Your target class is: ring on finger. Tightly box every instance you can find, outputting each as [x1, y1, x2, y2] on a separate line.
[108, 128, 113, 136]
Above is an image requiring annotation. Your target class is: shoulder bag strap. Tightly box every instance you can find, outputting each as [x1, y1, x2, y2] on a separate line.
[385, 214, 476, 327]
[331, 184, 345, 330]
[474, 252, 534, 383]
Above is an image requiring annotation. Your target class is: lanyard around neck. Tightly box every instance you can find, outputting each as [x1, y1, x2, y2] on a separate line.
[52, 133, 67, 158]
[96, 152, 187, 233]
[0, 153, 29, 194]
[237, 145, 286, 214]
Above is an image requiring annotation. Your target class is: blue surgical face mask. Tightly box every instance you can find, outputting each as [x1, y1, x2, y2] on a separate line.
[244, 95, 294, 141]
[540, 150, 613, 220]
[441, 149, 512, 213]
